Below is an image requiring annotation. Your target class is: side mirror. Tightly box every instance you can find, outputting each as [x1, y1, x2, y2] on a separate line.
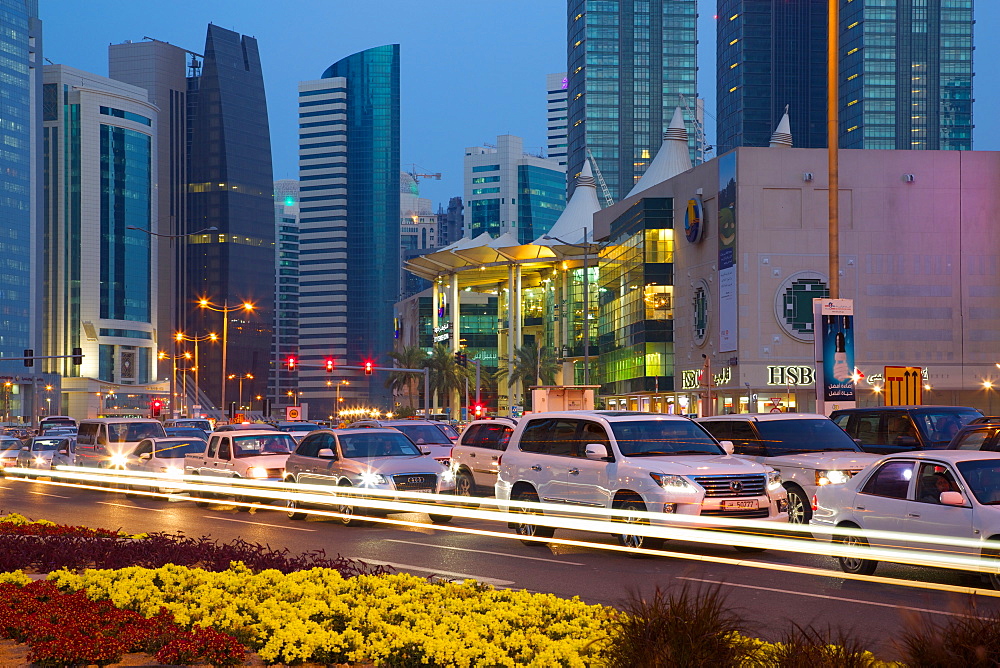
[58, 449, 69, 455]
[139, 452, 152, 460]
[719, 440, 735, 455]
[940, 491, 966, 506]
[421, 449, 431, 456]
[854, 438, 863, 446]
[584, 443, 610, 460]
[20, 446, 28, 451]
[317, 448, 336, 459]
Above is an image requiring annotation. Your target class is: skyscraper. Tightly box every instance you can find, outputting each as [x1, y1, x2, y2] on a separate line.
[185, 25, 275, 415]
[716, 0, 974, 153]
[566, 0, 699, 201]
[546, 72, 568, 166]
[271, 180, 300, 411]
[297, 45, 400, 412]
[42, 65, 161, 417]
[463, 134, 565, 244]
[716, 0, 828, 154]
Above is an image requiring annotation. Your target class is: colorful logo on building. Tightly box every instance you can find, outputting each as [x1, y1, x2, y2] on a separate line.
[774, 272, 829, 342]
[692, 281, 709, 346]
[684, 196, 705, 244]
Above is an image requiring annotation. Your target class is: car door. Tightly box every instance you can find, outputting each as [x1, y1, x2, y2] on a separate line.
[853, 459, 916, 547]
[516, 418, 566, 504]
[903, 461, 976, 556]
[299, 433, 339, 486]
[561, 419, 613, 508]
[468, 423, 511, 488]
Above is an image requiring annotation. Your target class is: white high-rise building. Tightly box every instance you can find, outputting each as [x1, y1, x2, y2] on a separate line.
[546, 72, 568, 166]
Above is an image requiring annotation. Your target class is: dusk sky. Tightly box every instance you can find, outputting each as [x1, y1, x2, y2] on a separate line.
[44, 1, 998, 209]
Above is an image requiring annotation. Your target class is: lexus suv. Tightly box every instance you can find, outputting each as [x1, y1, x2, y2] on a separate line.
[495, 411, 787, 551]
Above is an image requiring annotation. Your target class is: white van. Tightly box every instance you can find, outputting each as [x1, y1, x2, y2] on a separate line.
[75, 418, 167, 467]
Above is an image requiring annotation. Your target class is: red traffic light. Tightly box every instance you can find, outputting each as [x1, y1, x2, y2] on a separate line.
[151, 400, 163, 417]
[364, 361, 373, 376]
[325, 359, 334, 373]
[286, 356, 297, 371]
[474, 404, 484, 417]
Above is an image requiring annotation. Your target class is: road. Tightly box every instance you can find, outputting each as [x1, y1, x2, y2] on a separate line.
[2, 475, 998, 660]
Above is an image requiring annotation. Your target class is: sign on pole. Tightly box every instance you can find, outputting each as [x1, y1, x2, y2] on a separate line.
[884, 366, 922, 406]
[285, 406, 302, 421]
[813, 298, 856, 415]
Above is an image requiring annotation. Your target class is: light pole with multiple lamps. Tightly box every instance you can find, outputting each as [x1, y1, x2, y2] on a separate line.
[228, 373, 254, 414]
[175, 331, 218, 417]
[198, 299, 255, 422]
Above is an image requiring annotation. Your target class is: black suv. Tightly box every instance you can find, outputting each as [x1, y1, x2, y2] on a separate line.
[944, 417, 1000, 451]
[830, 406, 983, 454]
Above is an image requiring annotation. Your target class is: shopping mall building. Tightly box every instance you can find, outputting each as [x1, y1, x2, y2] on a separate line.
[401, 112, 1000, 416]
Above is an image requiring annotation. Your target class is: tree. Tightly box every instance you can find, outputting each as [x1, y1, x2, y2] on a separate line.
[495, 344, 560, 410]
[426, 344, 471, 416]
[384, 345, 429, 410]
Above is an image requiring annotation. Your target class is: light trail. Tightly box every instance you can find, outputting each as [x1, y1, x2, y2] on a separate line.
[5, 466, 1000, 597]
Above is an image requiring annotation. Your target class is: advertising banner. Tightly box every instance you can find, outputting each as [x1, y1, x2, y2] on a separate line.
[813, 298, 856, 415]
[718, 153, 738, 352]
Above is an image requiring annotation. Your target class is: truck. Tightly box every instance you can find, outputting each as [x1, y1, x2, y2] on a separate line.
[184, 429, 297, 507]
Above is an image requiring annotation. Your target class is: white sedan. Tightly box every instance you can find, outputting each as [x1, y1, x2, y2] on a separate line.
[811, 450, 1000, 587]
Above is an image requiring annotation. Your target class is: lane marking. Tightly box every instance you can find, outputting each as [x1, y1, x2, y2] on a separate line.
[385, 539, 584, 565]
[203, 516, 316, 532]
[97, 502, 164, 512]
[29, 491, 69, 499]
[368, 560, 514, 586]
[679, 577, 987, 618]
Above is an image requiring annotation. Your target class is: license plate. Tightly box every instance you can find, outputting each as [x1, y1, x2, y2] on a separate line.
[722, 499, 759, 510]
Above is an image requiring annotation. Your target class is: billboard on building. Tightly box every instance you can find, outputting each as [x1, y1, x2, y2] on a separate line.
[718, 153, 737, 352]
[813, 298, 856, 414]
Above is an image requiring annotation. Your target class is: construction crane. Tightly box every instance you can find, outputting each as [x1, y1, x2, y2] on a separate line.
[406, 164, 441, 184]
[678, 93, 714, 165]
[586, 148, 615, 208]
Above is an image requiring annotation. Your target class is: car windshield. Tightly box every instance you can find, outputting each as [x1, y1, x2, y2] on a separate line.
[754, 419, 861, 454]
[154, 440, 207, 459]
[610, 420, 723, 456]
[393, 424, 452, 445]
[912, 409, 984, 444]
[166, 428, 207, 438]
[108, 422, 166, 442]
[957, 459, 1000, 504]
[279, 423, 321, 433]
[437, 424, 460, 439]
[231, 434, 295, 457]
[174, 420, 211, 431]
[0, 443, 21, 454]
[339, 433, 422, 458]
[32, 438, 62, 452]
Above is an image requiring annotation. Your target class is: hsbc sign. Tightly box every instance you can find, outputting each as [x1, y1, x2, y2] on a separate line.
[767, 365, 815, 387]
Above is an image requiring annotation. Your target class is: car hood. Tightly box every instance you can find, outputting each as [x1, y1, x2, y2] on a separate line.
[236, 454, 290, 468]
[349, 455, 445, 475]
[763, 452, 880, 470]
[624, 454, 768, 473]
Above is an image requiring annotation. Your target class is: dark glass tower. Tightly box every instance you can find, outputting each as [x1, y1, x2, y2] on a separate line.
[185, 25, 275, 413]
[716, 0, 828, 154]
[566, 0, 698, 201]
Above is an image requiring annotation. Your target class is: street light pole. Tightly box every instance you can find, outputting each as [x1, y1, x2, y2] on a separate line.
[199, 299, 254, 422]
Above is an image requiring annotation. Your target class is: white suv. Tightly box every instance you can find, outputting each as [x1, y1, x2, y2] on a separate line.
[696, 413, 880, 525]
[495, 411, 787, 551]
[450, 418, 516, 497]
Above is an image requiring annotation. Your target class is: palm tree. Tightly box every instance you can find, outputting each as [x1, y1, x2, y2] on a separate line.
[495, 344, 560, 410]
[426, 344, 472, 416]
[384, 345, 429, 409]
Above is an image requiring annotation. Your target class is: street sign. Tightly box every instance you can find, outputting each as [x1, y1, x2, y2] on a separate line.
[884, 366, 922, 406]
[286, 406, 302, 421]
[770, 397, 782, 408]
[233, 413, 246, 423]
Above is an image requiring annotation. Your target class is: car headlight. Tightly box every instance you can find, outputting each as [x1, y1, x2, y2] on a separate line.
[767, 470, 782, 491]
[246, 466, 269, 479]
[359, 471, 387, 487]
[34, 456, 46, 466]
[108, 453, 128, 468]
[649, 473, 698, 494]
[440, 468, 455, 484]
[816, 469, 852, 486]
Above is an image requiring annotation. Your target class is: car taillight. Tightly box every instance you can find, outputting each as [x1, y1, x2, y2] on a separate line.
[811, 495, 818, 511]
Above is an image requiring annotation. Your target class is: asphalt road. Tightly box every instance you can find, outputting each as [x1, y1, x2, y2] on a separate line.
[2, 475, 998, 660]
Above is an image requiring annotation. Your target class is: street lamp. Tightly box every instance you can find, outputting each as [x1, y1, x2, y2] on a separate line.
[228, 373, 254, 412]
[543, 231, 600, 386]
[336, 379, 349, 407]
[158, 351, 191, 417]
[984, 380, 994, 415]
[198, 298, 255, 421]
[175, 331, 218, 416]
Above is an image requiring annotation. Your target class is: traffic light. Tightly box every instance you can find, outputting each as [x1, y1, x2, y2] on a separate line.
[454, 351, 467, 368]
[474, 404, 484, 418]
[71, 347, 83, 365]
[325, 358, 334, 373]
[461, 353, 468, 368]
[286, 356, 297, 371]
[151, 400, 162, 418]
[23, 349, 33, 368]
[364, 361, 373, 376]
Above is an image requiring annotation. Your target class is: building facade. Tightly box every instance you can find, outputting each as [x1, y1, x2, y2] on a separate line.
[463, 134, 565, 244]
[271, 180, 300, 412]
[566, 0, 698, 201]
[716, 0, 828, 154]
[546, 72, 568, 166]
[185, 25, 275, 418]
[297, 44, 400, 415]
[436, 196, 463, 248]
[716, 0, 974, 153]
[42, 65, 163, 418]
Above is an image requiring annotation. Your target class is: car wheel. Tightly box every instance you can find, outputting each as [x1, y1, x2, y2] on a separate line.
[233, 477, 252, 511]
[428, 514, 452, 524]
[615, 499, 663, 554]
[124, 484, 138, 499]
[455, 471, 476, 497]
[337, 483, 369, 527]
[286, 496, 306, 521]
[785, 486, 812, 524]
[836, 526, 878, 576]
[513, 489, 555, 546]
[192, 474, 211, 508]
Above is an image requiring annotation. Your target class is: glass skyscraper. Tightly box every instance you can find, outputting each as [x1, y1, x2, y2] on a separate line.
[716, 0, 828, 154]
[717, 0, 973, 152]
[185, 25, 275, 412]
[297, 45, 400, 412]
[566, 0, 698, 201]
